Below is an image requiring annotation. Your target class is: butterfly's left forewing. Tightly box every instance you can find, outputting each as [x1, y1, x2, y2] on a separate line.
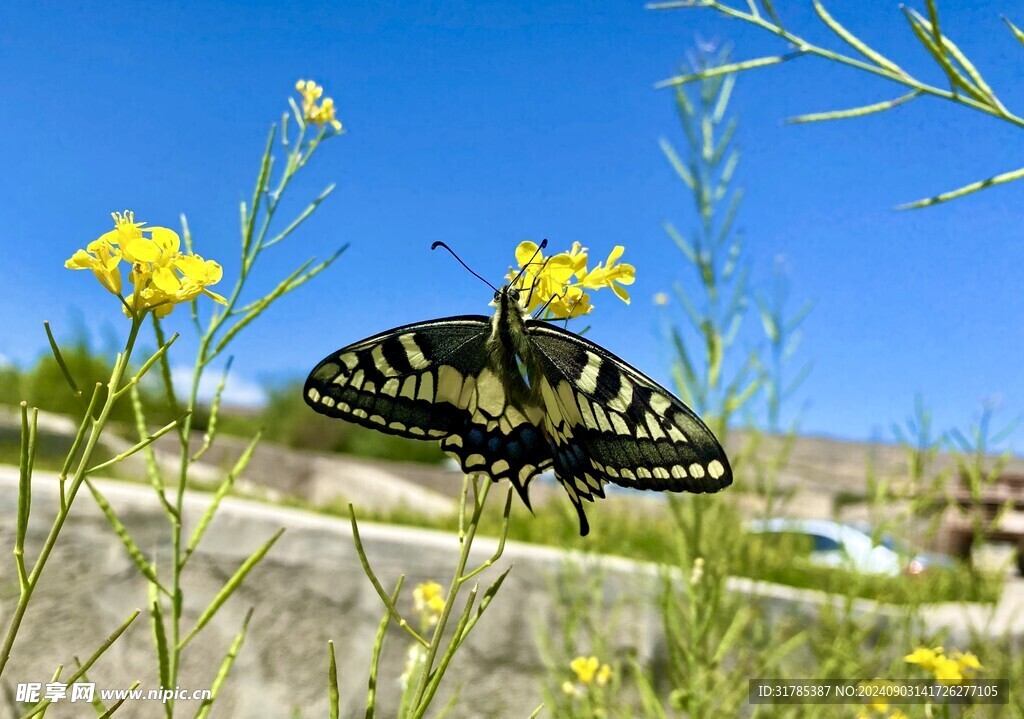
[526, 320, 732, 529]
[304, 316, 553, 498]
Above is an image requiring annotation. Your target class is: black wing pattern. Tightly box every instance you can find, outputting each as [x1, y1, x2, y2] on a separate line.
[525, 320, 732, 533]
[304, 316, 553, 502]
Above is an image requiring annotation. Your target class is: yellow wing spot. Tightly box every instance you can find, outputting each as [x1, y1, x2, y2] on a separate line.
[610, 412, 629, 435]
[349, 370, 365, 390]
[592, 405, 613, 434]
[444, 434, 463, 448]
[352, 408, 368, 419]
[620, 468, 636, 481]
[652, 467, 670, 479]
[370, 414, 385, 425]
[409, 426, 426, 436]
[381, 378, 400, 397]
[363, 380, 376, 394]
[337, 401, 351, 413]
[649, 392, 672, 416]
[671, 465, 687, 479]
[491, 459, 510, 475]
[666, 423, 687, 443]
[436, 365, 464, 406]
[519, 465, 535, 483]
[608, 376, 634, 413]
[418, 372, 434, 401]
[338, 353, 359, 370]
[428, 429, 446, 438]
[475, 368, 507, 417]
[708, 460, 725, 479]
[524, 404, 545, 425]
[645, 413, 666, 440]
[636, 467, 652, 479]
[576, 352, 602, 394]
[400, 376, 417, 399]
[320, 395, 334, 407]
[459, 375, 478, 413]
[689, 463, 706, 479]
[466, 453, 486, 468]
[576, 394, 597, 428]
[556, 381, 583, 425]
[634, 421, 649, 439]
[388, 421, 407, 431]
[605, 465, 619, 478]
[399, 334, 430, 370]
[371, 344, 388, 373]
[562, 480, 579, 501]
[307, 388, 321, 402]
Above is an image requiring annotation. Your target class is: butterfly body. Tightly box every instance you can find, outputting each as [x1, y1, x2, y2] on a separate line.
[304, 286, 731, 535]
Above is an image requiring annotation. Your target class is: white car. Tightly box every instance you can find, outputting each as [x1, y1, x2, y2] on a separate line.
[746, 518, 949, 577]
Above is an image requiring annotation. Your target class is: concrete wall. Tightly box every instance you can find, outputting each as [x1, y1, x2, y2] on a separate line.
[0, 470, 1015, 718]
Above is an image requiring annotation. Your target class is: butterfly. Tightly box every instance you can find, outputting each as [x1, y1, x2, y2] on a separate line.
[304, 261, 731, 536]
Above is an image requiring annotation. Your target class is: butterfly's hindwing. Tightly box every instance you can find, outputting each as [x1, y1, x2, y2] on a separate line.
[304, 316, 554, 499]
[526, 321, 732, 507]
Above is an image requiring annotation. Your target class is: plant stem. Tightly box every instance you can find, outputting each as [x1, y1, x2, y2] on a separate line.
[409, 477, 492, 717]
[0, 316, 143, 679]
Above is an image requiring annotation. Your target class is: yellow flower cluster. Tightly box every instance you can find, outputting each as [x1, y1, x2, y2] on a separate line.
[412, 581, 445, 627]
[561, 655, 613, 695]
[904, 646, 981, 683]
[296, 79, 343, 131]
[66, 211, 226, 318]
[509, 241, 635, 319]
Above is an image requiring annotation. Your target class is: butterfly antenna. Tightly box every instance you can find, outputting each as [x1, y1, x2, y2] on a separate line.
[508, 239, 549, 290]
[523, 254, 554, 308]
[431, 241, 499, 293]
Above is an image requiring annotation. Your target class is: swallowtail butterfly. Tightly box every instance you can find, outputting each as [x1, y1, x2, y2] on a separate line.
[304, 259, 731, 535]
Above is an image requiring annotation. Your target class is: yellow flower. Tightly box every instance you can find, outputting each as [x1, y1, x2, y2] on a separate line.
[68, 211, 226, 318]
[952, 650, 982, 676]
[412, 581, 445, 626]
[904, 646, 942, 672]
[561, 680, 577, 696]
[570, 656, 601, 684]
[595, 663, 613, 686]
[65, 237, 122, 294]
[931, 656, 963, 683]
[508, 240, 635, 319]
[581, 245, 635, 303]
[905, 646, 979, 684]
[296, 79, 343, 131]
[889, 711, 909, 719]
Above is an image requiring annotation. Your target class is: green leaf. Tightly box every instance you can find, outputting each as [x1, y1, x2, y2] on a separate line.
[84, 479, 167, 592]
[898, 165, 1024, 209]
[656, 53, 802, 89]
[1003, 16, 1024, 47]
[812, 0, 904, 75]
[180, 529, 284, 648]
[787, 90, 921, 123]
[328, 641, 340, 719]
[193, 609, 254, 719]
[185, 432, 262, 561]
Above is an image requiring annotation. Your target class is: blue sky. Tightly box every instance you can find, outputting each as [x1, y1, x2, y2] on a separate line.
[2, 1, 1022, 446]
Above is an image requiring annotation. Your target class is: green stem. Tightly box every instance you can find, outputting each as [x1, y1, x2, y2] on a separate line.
[410, 477, 492, 718]
[0, 316, 143, 680]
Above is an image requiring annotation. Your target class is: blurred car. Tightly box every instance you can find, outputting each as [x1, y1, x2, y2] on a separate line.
[746, 518, 952, 577]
